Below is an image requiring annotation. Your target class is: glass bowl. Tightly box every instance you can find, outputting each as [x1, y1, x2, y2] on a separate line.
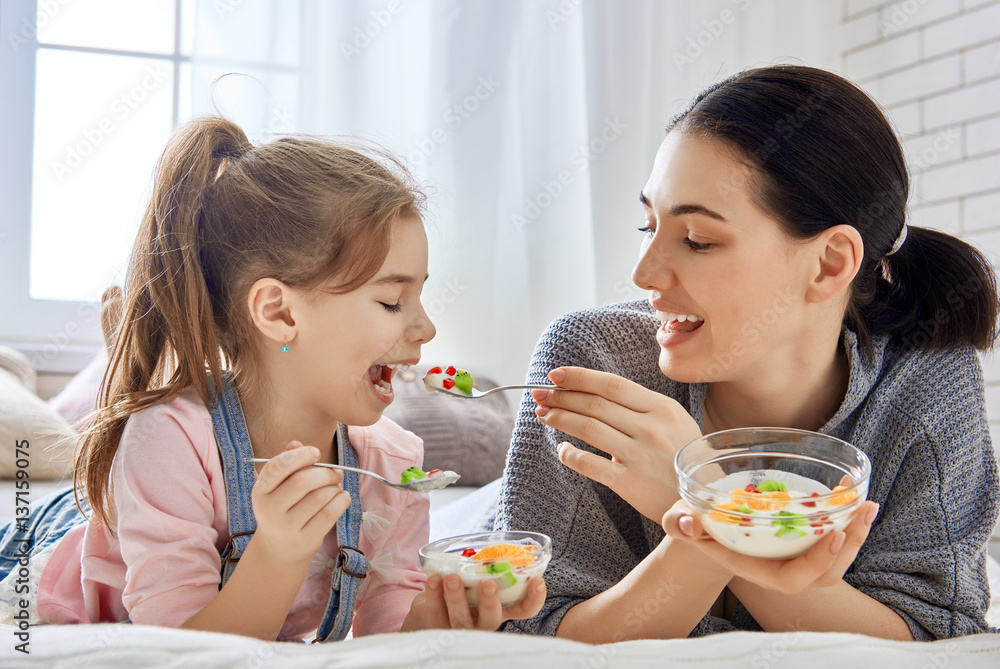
[675, 427, 871, 560]
[419, 531, 551, 608]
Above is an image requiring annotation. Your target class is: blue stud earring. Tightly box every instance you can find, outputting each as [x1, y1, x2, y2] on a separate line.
[280, 339, 289, 353]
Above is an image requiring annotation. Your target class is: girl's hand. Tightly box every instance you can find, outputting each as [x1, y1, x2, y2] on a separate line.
[401, 575, 547, 632]
[532, 366, 702, 521]
[250, 441, 352, 566]
[662, 498, 879, 594]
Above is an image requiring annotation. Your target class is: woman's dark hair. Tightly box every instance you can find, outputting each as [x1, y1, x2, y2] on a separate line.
[667, 64, 998, 354]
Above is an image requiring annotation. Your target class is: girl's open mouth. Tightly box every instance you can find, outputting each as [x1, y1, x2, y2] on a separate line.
[368, 363, 410, 398]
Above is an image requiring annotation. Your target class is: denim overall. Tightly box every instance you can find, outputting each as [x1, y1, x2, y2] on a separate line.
[210, 372, 369, 642]
[0, 488, 87, 580]
[0, 373, 368, 641]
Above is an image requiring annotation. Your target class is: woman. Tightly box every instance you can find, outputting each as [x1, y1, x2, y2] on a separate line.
[496, 65, 999, 642]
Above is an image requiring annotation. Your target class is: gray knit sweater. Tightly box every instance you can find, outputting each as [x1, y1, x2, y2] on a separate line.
[496, 300, 999, 640]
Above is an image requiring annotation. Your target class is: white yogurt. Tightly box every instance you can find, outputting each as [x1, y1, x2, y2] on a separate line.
[420, 541, 547, 608]
[422, 368, 473, 396]
[694, 470, 861, 560]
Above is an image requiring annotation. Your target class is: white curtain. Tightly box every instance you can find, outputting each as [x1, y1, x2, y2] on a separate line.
[186, 0, 840, 385]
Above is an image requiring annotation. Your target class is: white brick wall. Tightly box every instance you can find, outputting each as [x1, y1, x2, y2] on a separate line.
[841, 0, 1000, 549]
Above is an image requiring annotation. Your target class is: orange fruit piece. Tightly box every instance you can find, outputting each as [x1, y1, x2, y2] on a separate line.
[472, 543, 535, 567]
[731, 488, 788, 511]
[758, 491, 791, 510]
[828, 485, 858, 506]
[710, 501, 743, 524]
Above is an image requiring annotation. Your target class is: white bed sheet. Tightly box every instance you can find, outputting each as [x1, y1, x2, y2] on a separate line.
[0, 625, 998, 668]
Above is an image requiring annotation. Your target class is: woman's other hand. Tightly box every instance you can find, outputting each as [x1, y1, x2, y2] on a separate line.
[532, 366, 702, 521]
[662, 498, 879, 594]
[401, 575, 546, 632]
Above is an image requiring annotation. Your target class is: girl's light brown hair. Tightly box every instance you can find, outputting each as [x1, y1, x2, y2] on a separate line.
[75, 116, 425, 529]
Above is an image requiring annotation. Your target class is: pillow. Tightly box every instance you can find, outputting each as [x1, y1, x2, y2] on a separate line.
[46, 348, 106, 431]
[383, 367, 515, 486]
[0, 346, 76, 480]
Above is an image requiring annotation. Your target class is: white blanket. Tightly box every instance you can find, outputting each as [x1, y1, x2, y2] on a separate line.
[0, 625, 998, 668]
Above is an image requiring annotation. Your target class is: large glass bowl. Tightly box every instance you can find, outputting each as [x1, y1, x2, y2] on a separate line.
[675, 428, 871, 560]
[419, 531, 551, 608]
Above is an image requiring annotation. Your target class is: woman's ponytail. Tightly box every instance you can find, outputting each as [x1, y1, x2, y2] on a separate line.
[872, 226, 999, 350]
[77, 117, 252, 530]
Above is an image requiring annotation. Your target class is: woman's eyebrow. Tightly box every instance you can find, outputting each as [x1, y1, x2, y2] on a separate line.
[669, 204, 727, 222]
[639, 192, 727, 222]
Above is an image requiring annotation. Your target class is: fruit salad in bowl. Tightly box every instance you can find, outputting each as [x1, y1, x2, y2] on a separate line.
[419, 531, 551, 608]
[675, 428, 871, 559]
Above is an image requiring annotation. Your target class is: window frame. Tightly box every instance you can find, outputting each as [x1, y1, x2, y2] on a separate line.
[0, 0, 184, 373]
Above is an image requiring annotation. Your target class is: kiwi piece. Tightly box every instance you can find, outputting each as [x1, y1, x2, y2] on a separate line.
[453, 370, 474, 395]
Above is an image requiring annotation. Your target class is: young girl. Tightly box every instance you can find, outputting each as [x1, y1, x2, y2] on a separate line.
[497, 65, 998, 642]
[0, 116, 544, 640]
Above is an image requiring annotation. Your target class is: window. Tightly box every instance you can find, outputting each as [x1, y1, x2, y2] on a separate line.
[0, 0, 300, 372]
[0, 0, 184, 370]
[32, 0, 182, 303]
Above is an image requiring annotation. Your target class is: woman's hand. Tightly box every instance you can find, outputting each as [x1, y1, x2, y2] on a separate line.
[532, 366, 703, 521]
[250, 442, 352, 566]
[401, 575, 546, 632]
[662, 498, 879, 594]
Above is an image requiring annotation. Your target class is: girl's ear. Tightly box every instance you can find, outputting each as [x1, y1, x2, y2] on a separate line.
[247, 278, 297, 344]
[805, 225, 864, 304]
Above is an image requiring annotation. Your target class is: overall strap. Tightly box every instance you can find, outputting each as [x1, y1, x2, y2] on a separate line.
[313, 423, 369, 643]
[208, 371, 258, 588]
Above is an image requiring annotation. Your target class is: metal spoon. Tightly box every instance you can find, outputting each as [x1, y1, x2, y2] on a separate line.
[425, 383, 574, 399]
[244, 458, 461, 493]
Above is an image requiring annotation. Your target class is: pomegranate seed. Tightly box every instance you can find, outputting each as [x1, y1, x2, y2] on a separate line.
[446, 366, 457, 375]
[428, 469, 441, 475]
[810, 492, 820, 497]
[744, 484, 757, 493]
[814, 529, 824, 535]
[462, 548, 476, 557]
[443, 378, 455, 389]
[810, 522, 823, 527]
[428, 366, 442, 374]
[802, 501, 817, 507]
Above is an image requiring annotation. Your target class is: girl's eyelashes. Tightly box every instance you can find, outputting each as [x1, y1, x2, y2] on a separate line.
[637, 225, 655, 235]
[380, 302, 403, 313]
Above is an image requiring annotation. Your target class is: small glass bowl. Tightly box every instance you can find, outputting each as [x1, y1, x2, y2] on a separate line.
[419, 531, 552, 608]
[675, 428, 871, 560]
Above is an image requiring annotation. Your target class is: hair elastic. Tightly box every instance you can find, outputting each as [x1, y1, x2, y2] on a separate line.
[886, 224, 907, 256]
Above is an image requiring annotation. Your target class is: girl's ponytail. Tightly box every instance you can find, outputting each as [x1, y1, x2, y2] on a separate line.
[77, 117, 251, 529]
[872, 226, 999, 350]
[77, 114, 423, 530]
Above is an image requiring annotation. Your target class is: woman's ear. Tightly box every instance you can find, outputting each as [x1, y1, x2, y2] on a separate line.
[805, 225, 864, 304]
[247, 278, 297, 345]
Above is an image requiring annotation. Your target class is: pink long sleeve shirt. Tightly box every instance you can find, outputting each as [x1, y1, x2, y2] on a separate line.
[36, 387, 429, 640]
